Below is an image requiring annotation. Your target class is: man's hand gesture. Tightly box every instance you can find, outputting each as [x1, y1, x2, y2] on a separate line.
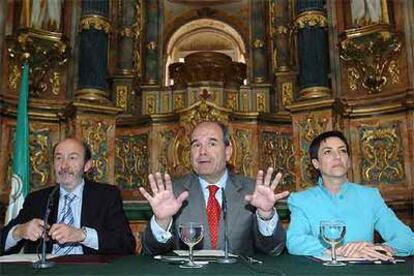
[245, 167, 290, 219]
[139, 172, 189, 230]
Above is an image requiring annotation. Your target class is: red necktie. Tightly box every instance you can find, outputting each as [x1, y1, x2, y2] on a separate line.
[206, 185, 221, 249]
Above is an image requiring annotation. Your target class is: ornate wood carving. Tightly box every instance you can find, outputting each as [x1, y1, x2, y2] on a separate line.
[6, 28, 69, 98]
[339, 25, 402, 94]
[261, 131, 295, 191]
[297, 113, 330, 188]
[169, 52, 246, 88]
[81, 120, 111, 182]
[115, 134, 149, 190]
[359, 123, 405, 185]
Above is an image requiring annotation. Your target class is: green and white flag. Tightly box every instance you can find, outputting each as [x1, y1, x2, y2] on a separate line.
[5, 62, 30, 224]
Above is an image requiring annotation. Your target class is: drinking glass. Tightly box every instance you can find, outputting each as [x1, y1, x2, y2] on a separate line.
[320, 220, 346, 266]
[178, 222, 204, 268]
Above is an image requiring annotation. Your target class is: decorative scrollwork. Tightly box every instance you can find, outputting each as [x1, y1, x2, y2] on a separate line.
[388, 60, 400, 85]
[50, 72, 60, 95]
[256, 93, 266, 112]
[157, 128, 192, 178]
[8, 64, 20, 90]
[116, 86, 128, 110]
[226, 93, 237, 110]
[347, 67, 360, 91]
[339, 27, 402, 93]
[29, 128, 52, 189]
[81, 121, 111, 182]
[7, 28, 69, 97]
[261, 131, 295, 190]
[298, 114, 329, 187]
[282, 82, 293, 106]
[80, 15, 111, 33]
[232, 130, 253, 177]
[145, 95, 156, 114]
[179, 98, 229, 128]
[360, 124, 405, 185]
[295, 11, 327, 29]
[115, 134, 149, 190]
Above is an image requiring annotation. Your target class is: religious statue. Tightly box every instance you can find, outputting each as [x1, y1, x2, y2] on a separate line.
[351, 0, 387, 27]
[20, 0, 63, 32]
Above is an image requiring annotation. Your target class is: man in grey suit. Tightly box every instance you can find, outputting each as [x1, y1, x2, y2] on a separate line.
[139, 121, 289, 256]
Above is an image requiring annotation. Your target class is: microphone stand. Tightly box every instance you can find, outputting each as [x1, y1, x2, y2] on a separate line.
[33, 185, 59, 269]
[217, 188, 237, 264]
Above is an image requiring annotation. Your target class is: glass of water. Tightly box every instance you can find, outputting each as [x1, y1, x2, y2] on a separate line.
[178, 222, 204, 268]
[320, 220, 346, 266]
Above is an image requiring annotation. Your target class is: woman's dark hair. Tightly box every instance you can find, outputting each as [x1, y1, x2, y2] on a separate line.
[309, 131, 350, 161]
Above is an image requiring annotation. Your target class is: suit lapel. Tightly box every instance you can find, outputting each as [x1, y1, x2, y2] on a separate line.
[80, 180, 92, 226]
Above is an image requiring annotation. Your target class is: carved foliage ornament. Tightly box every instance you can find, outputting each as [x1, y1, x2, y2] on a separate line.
[295, 11, 327, 29]
[7, 29, 69, 97]
[116, 86, 128, 110]
[81, 121, 111, 182]
[261, 131, 295, 190]
[158, 129, 189, 177]
[179, 98, 229, 127]
[282, 82, 293, 107]
[360, 124, 405, 185]
[80, 15, 111, 33]
[232, 130, 253, 177]
[298, 114, 329, 188]
[115, 134, 149, 190]
[339, 30, 402, 93]
[29, 128, 52, 189]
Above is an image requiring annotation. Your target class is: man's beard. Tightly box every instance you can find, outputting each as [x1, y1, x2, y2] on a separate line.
[57, 169, 83, 187]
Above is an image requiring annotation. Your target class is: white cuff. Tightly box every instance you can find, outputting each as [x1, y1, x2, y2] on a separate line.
[150, 216, 173, 243]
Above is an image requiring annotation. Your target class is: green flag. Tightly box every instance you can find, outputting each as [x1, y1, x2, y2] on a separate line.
[5, 62, 30, 224]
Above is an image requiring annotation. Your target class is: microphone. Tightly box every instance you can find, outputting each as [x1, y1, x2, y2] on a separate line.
[217, 188, 237, 264]
[33, 185, 59, 269]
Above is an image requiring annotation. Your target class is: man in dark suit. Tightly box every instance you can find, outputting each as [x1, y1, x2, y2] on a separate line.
[140, 121, 289, 256]
[1, 138, 135, 255]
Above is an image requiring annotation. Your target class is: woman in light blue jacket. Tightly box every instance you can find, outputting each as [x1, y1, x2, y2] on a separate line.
[287, 131, 414, 259]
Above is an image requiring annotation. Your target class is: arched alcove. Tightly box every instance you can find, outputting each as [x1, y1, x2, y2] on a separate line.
[164, 18, 247, 85]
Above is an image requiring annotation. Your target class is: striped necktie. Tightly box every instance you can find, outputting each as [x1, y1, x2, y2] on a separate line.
[54, 193, 76, 255]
